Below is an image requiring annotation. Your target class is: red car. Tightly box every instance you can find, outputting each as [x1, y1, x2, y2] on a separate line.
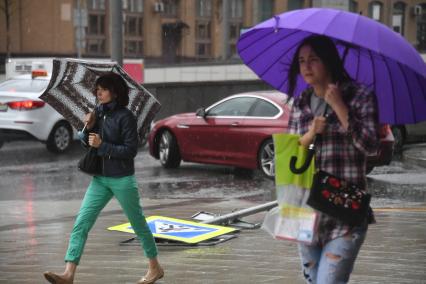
[148, 91, 393, 178]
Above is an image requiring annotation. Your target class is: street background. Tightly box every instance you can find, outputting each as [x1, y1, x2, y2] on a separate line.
[0, 141, 425, 283]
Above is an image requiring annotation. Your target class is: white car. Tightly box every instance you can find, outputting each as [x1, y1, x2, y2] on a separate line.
[0, 70, 78, 153]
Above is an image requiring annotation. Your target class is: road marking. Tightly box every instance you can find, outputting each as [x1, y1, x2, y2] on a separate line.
[374, 207, 426, 212]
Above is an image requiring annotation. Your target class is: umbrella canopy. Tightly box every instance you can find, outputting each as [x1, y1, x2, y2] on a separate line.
[40, 58, 160, 142]
[237, 8, 426, 124]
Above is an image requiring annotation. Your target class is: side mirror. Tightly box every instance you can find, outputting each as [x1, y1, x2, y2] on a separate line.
[196, 108, 207, 118]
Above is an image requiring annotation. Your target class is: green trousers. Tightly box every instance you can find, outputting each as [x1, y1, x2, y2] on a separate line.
[65, 175, 158, 265]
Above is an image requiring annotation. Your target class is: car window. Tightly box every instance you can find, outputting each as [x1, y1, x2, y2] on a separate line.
[207, 97, 257, 117]
[0, 79, 49, 93]
[248, 99, 280, 117]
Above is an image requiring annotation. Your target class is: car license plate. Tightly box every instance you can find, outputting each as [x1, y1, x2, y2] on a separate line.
[0, 103, 7, 112]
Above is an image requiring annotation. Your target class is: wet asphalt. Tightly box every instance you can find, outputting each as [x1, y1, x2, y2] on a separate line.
[0, 141, 425, 283]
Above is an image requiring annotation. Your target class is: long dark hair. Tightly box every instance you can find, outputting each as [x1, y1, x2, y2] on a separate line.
[287, 35, 352, 98]
[94, 72, 130, 107]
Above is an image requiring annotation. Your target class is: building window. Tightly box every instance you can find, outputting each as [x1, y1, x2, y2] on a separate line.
[260, 0, 274, 22]
[88, 0, 105, 10]
[288, 0, 303, 11]
[392, 2, 406, 35]
[163, 0, 179, 17]
[197, 0, 212, 17]
[124, 0, 144, 57]
[349, 0, 358, 13]
[196, 21, 211, 39]
[87, 38, 106, 54]
[124, 0, 144, 12]
[195, 21, 212, 57]
[125, 16, 143, 36]
[88, 14, 105, 34]
[229, 0, 243, 56]
[86, 2, 107, 55]
[230, 0, 243, 18]
[369, 1, 383, 21]
[417, 4, 426, 51]
[196, 0, 212, 58]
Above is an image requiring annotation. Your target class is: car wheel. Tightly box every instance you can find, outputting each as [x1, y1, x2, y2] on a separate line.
[391, 126, 405, 154]
[258, 138, 274, 179]
[158, 130, 181, 168]
[0, 140, 3, 149]
[46, 121, 73, 153]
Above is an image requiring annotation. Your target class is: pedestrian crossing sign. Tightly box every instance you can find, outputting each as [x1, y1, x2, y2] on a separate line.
[107, 216, 237, 244]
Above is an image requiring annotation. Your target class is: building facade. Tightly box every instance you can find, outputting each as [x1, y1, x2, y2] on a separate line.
[0, 0, 425, 65]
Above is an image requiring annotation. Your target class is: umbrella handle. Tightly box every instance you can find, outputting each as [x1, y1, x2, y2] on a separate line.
[289, 146, 315, 174]
[289, 133, 321, 174]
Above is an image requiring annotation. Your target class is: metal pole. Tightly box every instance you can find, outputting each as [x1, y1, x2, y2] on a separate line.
[202, 201, 278, 225]
[110, 0, 123, 66]
[222, 0, 230, 61]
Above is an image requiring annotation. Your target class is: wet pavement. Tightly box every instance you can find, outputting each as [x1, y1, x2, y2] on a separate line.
[0, 141, 425, 283]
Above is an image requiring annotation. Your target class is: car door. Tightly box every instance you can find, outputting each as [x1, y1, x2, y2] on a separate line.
[238, 98, 287, 162]
[181, 96, 258, 164]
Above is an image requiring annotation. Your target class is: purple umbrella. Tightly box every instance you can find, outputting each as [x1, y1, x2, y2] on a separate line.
[237, 8, 426, 124]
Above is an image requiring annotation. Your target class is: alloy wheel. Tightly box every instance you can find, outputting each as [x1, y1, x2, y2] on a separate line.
[159, 132, 171, 165]
[54, 125, 71, 151]
[260, 140, 275, 178]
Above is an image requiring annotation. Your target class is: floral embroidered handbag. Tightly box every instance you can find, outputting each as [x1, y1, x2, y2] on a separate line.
[307, 170, 371, 226]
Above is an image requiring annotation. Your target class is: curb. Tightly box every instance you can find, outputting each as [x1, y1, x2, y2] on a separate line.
[368, 178, 426, 202]
[401, 143, 426, 169]
[403, 151, 426, 169]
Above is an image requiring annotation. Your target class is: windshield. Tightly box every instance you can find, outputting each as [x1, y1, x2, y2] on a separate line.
[0, 79, 49, 93]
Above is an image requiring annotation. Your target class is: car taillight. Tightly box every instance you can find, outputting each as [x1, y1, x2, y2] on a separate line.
[379, 124, 391, 138]
[7, 100, 45, 110]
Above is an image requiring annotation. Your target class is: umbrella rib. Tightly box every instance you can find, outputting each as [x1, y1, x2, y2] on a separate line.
[238, 29, 280, 54]
[367, 49, 377, 95]
[259, 35, 305, 78]
[355, 47, 361, 80]
[246, 29, 301, 65]
[414, 73, 426, 102]
[398, 62, 417, 123]
[381, 54, 398, 124]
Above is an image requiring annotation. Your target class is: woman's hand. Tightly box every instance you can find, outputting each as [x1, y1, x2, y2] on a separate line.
[300, 116, 326, 147]
[324, 84, 349, 131]
[324, 84, 345, 111]
[84, 112, 96, 130]
[88, 133, 102, 148]
[309, 116, 327, 135]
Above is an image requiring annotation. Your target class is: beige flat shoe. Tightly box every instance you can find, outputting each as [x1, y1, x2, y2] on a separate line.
[137, 268, 164, 284]
[43, 271, 73, 284]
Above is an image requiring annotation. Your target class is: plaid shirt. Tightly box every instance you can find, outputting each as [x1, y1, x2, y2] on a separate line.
[287, 81, 380, 244]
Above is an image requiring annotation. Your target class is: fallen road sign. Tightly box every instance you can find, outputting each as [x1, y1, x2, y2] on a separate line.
[108, 216, 238, 244]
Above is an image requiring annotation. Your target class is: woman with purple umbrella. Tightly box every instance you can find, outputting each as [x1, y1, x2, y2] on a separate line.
[43, 73, 164, 284]
[287, 35, 380, 283]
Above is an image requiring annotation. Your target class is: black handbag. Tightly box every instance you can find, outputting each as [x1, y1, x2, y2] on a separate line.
[78, 147, 101, 175]
[307, 170, 371, 226]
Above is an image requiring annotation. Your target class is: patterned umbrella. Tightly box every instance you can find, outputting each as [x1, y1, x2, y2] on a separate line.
[40, 58, 160, 143]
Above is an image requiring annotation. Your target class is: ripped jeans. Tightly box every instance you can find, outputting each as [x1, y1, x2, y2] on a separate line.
[298, 226, 367, 284]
